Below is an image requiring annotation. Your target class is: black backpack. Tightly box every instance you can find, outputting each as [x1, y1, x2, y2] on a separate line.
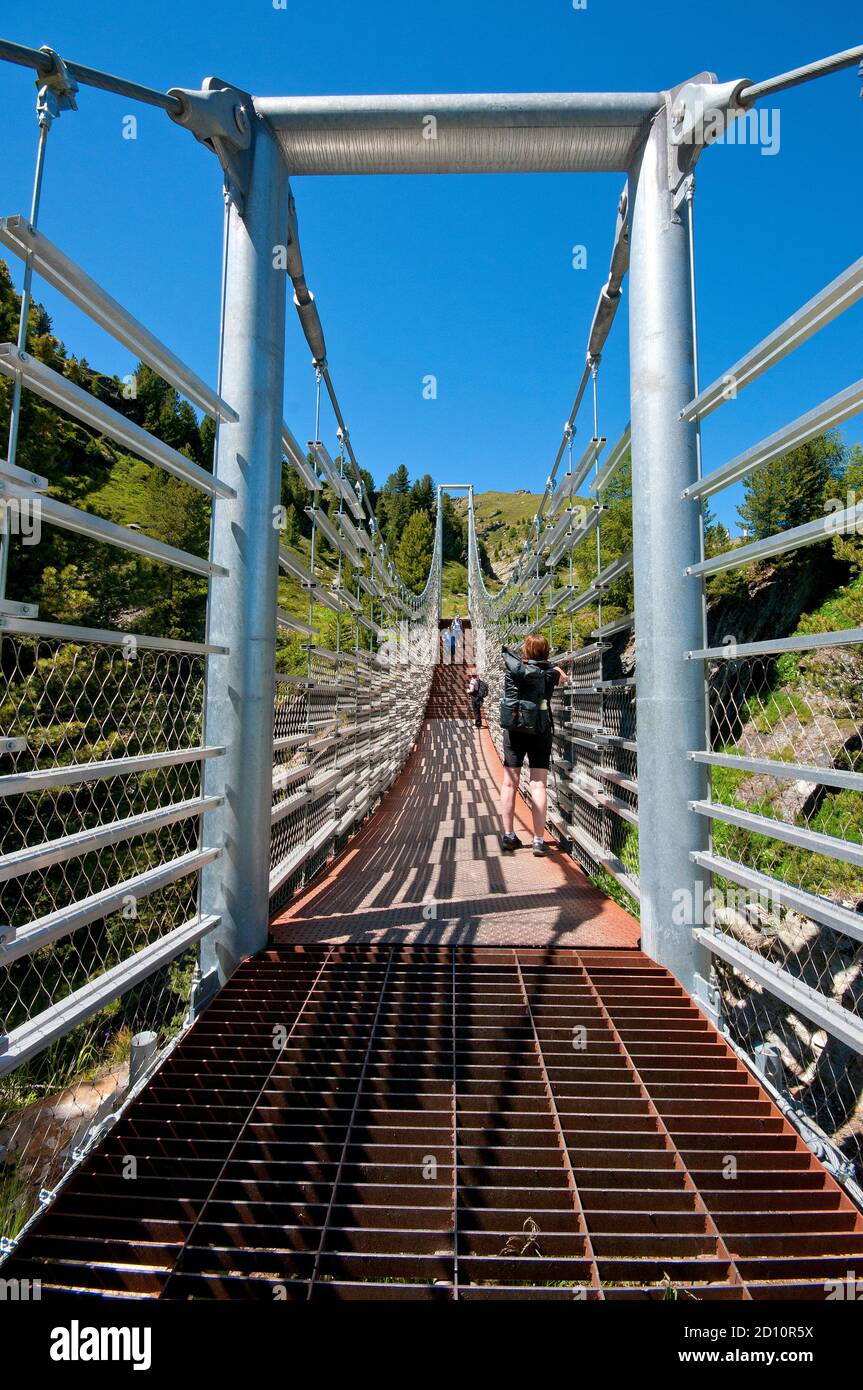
[474, 679, 489, 700]
[499, 653, 553, 737]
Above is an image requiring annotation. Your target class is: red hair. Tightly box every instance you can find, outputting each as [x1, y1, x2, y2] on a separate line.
[522, 633, 550, 661]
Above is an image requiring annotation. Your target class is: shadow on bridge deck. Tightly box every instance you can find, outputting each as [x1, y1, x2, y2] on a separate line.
[271, 645, 640, 949]
[5, 648, 863, 1301]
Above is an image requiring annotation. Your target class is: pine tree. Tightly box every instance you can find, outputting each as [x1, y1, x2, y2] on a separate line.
[395, 509, 435, 593]
[737, 433, 847, 543]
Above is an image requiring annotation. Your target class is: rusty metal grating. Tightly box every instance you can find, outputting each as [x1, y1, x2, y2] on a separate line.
[4, 945, 863, 1300]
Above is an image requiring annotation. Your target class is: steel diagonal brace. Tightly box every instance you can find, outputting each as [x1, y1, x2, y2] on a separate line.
[167, 76, 253, 209]
[586, 184, 630, 362]
[285, 191, 327, 366]
[666, 72, 752, 199]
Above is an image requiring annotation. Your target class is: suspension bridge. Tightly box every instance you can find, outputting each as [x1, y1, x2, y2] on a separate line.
[0, 35, 863, 1300]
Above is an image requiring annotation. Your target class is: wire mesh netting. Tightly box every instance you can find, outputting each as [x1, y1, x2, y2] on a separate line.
[469, 493, 639, 912]
[0, 951, 197, 1244]
[705, 642, 863, 1166]
[270, 613, 438, 910]
[0, 635, 209, 1241]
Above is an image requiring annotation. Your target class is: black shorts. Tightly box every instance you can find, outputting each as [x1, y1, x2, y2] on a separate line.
[502, 727, 553, 771]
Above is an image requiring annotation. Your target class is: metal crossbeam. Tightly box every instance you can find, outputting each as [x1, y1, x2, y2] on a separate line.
[0, 216, 237, 421]
[0, 346, 235, 499]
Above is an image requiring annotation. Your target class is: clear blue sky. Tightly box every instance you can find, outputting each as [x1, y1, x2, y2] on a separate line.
[1, 0, 861, 531]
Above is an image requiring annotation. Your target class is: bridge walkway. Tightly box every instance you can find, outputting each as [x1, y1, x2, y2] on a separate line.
[4, 641, 863, 1299]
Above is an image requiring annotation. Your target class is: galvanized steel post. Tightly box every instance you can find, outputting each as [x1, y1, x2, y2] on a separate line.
[627, 99, 711, 995]
[197, 122, 289, 999]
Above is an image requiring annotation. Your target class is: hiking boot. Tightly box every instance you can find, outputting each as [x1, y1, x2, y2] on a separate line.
[501, 832, 523, 852]
[532, 837, 548, 856]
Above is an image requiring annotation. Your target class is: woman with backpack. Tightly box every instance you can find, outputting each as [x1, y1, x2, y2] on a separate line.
[498, 633, 568, 856]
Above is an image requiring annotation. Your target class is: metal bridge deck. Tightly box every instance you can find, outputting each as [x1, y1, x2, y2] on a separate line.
[271, 651, 640, 948]
[5, 660, 863, 1300]
[5, 944, 863, 1300]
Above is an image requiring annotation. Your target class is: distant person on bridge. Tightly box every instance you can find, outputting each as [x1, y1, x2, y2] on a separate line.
[498, 633, 567, 856]
[468, 674, 488, 728]
[450, 615, 462, 660]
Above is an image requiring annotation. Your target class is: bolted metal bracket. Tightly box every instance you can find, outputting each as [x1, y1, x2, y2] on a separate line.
[692, 969, 723, 1030]
[752, 1040, 785, 1090]
[34, 47, 78, 128]
[167, 77, 253, 210]
[190, 963, 222, 1018]
[666, 73, 752, 196]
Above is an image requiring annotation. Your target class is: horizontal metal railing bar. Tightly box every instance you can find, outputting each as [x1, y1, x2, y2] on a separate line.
[548, 437, 607, 513]
[0, 345, 234, 499]
[590, 424, 631, 494]
[592, 678, 636, 691]
[694, 927, 863, 1057]
[0, 847, 221, 968]
[270, 787, 314, 824]
[0, 912, 220, 1079]
[595, 767, 638, 796]
[0, 614, 226, 655]
[0, 796, 221, 883]
[681, 258, 863, 424]
[547, 809, 640, 902]
[0, 746, 224, 797]
[275, 674, 356, 692]
[550, 642, 609, 664]
[356, 573, 382, 596]
[332, 585, 362, 612]
[305, 505, 362, 565]
[309, 442, 364, 521]
[559, 582, 602, 617]
[691, 750, 863, 792]
[569, 733, 636, 756]
[686, 500, 863, 577]
[592, 614, 633, 639]
[593, 550, 633, 590]
[556, 545, 626, 617]
[273, 721, 339, 752]
[553, 773, 603, 813]
[0, 454, 47, 489]
[309, 647, 368, 667]
[276, 608, 319, 637]
[30, 494, 226, 577]
[558, 504, 604, 559]
[278, 547, 315, 586]
[338, 511, 370, 557]
[309, 586, 347, 614]
[554, 773, 638, 826]
[558, 717, 605, 735]
[682, 379, 863, 500]
[544, 586, 573, 612]
[689, 799, 863, 868]
[687, 628, 863, 661]
[0, 216, 237, 422]
[269, 817, 338, 897]
[272, 764, 311, 795]
[282, 422, 321, 491]
[691, 851, 863, 947]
